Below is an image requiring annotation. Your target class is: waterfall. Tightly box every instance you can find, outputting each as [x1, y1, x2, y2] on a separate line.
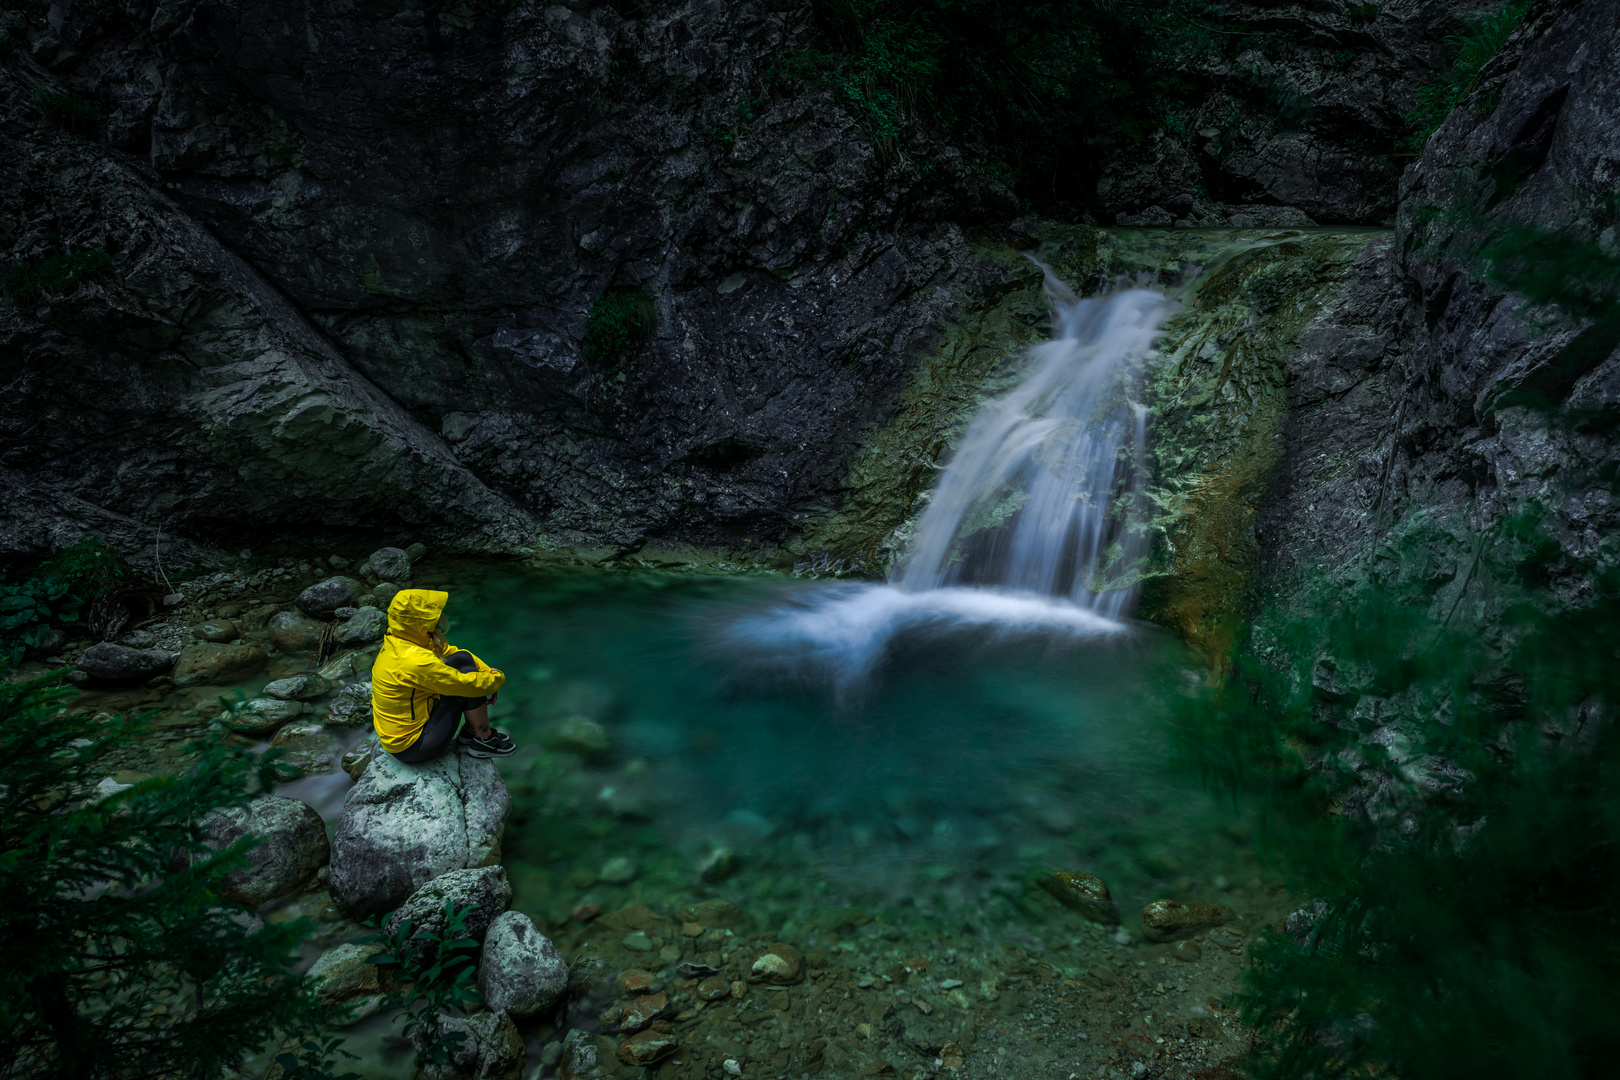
[894, 270, 1168, 617]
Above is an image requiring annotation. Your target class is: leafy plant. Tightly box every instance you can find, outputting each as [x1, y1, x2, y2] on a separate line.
[583, 288, 656, 367]
[362, 901, 485, 1067]
[0, 577, 83, 663]
[40, 536, 133, 595]
[1405, 0, 1531, 148]
[275, 1033, 360, 1080]
[1, 250, 115, 305]
[0, 670, 338, 1078]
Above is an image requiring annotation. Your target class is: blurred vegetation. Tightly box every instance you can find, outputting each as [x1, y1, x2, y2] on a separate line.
[0, 250, 115, 305]
[583, 288, 657, 368]
[0, 539, 132, 663]
[1405, 0, 1531, 148]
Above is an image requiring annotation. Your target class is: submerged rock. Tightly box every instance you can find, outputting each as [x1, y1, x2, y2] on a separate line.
[616, 1030, 678, 1068]
[268, 611, 324, 654]
[263, 672, 331, 700]
[325, 681, 374, 727]
[479, 910, 568, 1018]
[413, 1009, 523, 1080]
[269, 720, 342, 775]
[559, 1030, 615, 1080]
[334, 606, 385, 646]
[383, 865, 511, 946]
[173, 643, 267, 687]
[74, 642, 172, 683]
[201, 795, 329, 907]
[675, 898, 747, 929]
[1037, 870, 1117, 924]
[296, 576, 365, 616]
[598, 855, 636, 883]
[224, 696, 303, 734]
[329, 738, 510, 916]
[749, 941, 803, 984]
[340, 740, 374, 780]
[1140, 899, 1234, 943]
[545, 715, 612, 759]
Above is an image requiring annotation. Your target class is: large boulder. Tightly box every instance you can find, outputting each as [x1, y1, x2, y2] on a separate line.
[413, 1010, 523, 1080]
[334, 607, 385, 647]
[74, 642, 172, 683]
[361, 546, 412, 582]
[479, 910, 568, 1018]
[263, 672, 331, 700]
[296, 576, 365, 616]
[306, 941, 387, 1021]
[201, 795, 329, 907]
[172, 643, 267, 687]
[328, 734, 510, 916]
[267, 611, 324, 654]
[325, 681, 374, 728]
[383, 865, 511, 946]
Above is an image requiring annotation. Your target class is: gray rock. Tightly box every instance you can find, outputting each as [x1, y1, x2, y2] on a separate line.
[200, 795, 329, 908]
[269, 720, 342, 775]
[117, 630, 157, 649]
[172, 643, 268, 687]
[334, 606, 386, 647]
[559, 1029, 615, 1080]
[332, 606, 359, 620]
[318, 652, 361, 680]
[328, 734, 511, 916]
[295, 577, 364, 616]
[74, 642, 172, 682]
[371, 581, 403, 611]
[306, 941, 385, 1020]
[383, 865, 511, 946]
[340, 740, 374, 779]
[412, 1009, 523, 1080]
[362, 547, 412, 582]
[325, 681, 374, 728]
[267, 610, 324, 654]
[224, 696, 304, 734]
[194, 619, 239, 643]
[545, 716, 612, 760]
[263, 672, 332, 701]
[479, 910, 569, 1018]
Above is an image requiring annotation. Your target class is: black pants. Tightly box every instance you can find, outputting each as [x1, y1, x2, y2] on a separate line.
[390, 650, 488, 764]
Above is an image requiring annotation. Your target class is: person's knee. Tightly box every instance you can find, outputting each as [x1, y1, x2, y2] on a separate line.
[443, 649, 477, 673]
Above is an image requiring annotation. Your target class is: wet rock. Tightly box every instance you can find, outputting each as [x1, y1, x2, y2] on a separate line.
[699, 844, 737, 883]
[618, 993, 670, 1034]
[341, 740, 374, 780]
[479, 910, 568, 1018]
[1284, 900, 1329, 945]
[1036, 870, 1117, 924]
[295, 576, 365, 616]
[74, 643, 173, 683]
[749, 942, 803, 985]
[334, 607, 386, 647]
[617, 969, 661, 995]
[675, 899, 747, 929]
[224, 696, 304, 734]
[1139, 899, 1234, 943]
[173, 643, 267, 687]
[406, 543, 428, 562]
[622, 931, 653, 953]
[676, 960, 718, 978]
[325, 681, 374, 728]
[546, 715, 612, 759]
[328, 733, 510, 917]
[195, 619, 239, 643]
[318, 652, 359, 679]
[1207, 927, 1246, 951]
[269, 720, 342, 775]
[559, 1029, 615, 1080]
[201, 795, 329, 907]
[383, 865, 511, 945]
[696, 975, 730, 1001]
[371, 581, 403, 611]
[362, 547, 412, 582]
[413, 1009, 523, 1080]
[1171, 939, 1202, 962]
[268, 611, 324, 654]
[306, 941, 385, 1018]
[117, 630, 156, 649]
[263, 672, 332, 701]
[599, 855, 636, 883]
[616, 1029, 677, 1068]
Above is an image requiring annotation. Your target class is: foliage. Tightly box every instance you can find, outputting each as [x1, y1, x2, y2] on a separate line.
[1, 250, 115, 305]
[33, 85, 102, 135]
[0, 670, 338, 1079]
[39, 537, 134, 596]
[0, 579, 83, 663]
[1405, 0, 1531, 148]
[362, 901, 485, 1067]
[1475, 219, 1620, 324]
[275, 1033, 360, 1080]
[583, 288, 656, 367]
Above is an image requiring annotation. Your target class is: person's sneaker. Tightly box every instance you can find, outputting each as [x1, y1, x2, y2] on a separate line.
[458, 728, 517, 758]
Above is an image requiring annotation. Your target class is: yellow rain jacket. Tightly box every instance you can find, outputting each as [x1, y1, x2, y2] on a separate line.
[371, 589, 505, 753]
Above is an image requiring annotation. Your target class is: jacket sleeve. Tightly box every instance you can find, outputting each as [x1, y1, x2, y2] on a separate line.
[412, 655, 505, 696]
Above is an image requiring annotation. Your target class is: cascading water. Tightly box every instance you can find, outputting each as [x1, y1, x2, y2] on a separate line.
[894, 271, 1166, 616]
[719, 266, 1171, 689]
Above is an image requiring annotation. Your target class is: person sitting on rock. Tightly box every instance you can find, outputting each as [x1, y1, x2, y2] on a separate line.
[372, 589, 516, 760]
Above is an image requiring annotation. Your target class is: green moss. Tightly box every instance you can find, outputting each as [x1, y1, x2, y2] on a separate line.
[583, 289, 657, 367]
[0, 250, 114, 305]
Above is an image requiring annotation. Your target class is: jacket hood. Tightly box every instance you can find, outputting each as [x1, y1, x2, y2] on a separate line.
[387, 589, 448, 646]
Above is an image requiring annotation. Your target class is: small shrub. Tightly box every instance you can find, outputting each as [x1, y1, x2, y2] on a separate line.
[583, 288, 656, 366]
[0, 250, 115, 305]
[363, 901, 485, 1068]
[40, 536, 133, 595]
[1405, 0, 1531, 148]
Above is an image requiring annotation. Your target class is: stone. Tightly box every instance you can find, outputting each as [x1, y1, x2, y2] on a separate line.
[618, 993, 669, 1034]
[616, 1030, 678, 1068]
[546, 715, 612, 759]
[1139, 900, 1234, 943]
[698, 844, 736, 882]
[318, 652, 359, 679]
[200, 795, 329, 907]
[362, 547, 412, 582]
[224, 696, 304, 734]
[674, 899, 747, 929]
[371, 581, 403, 611]
[334, 607, 358, 620]
[328, 733, 511, 917]
[1037, 870, 1117, 924]
[383, 865, 511, 946]
[295, 576, 365, 616]
[696, 976, 730, 1001]
[117, 630, 156, 649]
[559, 1029, 615, 1080]
[74, 642, 173, 683]
[406, 543, 428, 562]
[1171, 939, 1202, 962]
[195, 619, 239, 643]
[172, 643, 268, 687]
[478, 910, 569, 1019]
[325, 681, 374, 728]
[306, 941, 384, 1014]
[269, 720, 342, 775]
[267, 611, 324, 654]
[263, 672, 331, 701]
[341, 740, 374, 780]
[599, 855, 636, 884]
[413, 1009, 523, 1080]
[749, 942, 803, 985]
[622, 931, 653, 953]
[617, 969, 662, 995]
[334, 607, 385, 647]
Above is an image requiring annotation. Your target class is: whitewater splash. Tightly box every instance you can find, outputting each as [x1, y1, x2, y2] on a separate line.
[721, 272, 1169, 688]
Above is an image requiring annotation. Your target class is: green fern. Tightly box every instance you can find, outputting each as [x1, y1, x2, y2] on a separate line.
[1406, 0, 1531, 148]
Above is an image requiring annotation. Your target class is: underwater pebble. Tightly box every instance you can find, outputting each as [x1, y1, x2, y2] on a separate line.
[547, 715, 613, 759]
[696, 976, 730, 1001]
[263, 672, 331, 701]
[750, 942, 803, 985]
[622, 931, 654, 953]
[618, 993, 670, 1034]
[599, 855, 637, 884]
[1037, 870, 1117, 924]
[195, 619, 239, 643]
[1171, 940, 1203, 962]
[616, 1029, 677, 1067]
[1140, 899, 1234, 943]
[618, 969, 662, 995]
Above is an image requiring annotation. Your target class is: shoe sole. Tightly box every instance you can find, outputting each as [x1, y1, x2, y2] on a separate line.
[460, 743, 516, 758]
